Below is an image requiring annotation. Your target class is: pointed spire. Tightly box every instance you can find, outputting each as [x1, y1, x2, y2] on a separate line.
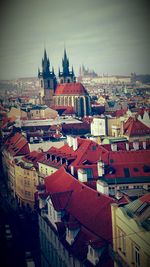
[44, 48, 47, 60]
[52, 66, 54, 75]
[58, 67, 61, 76]
[64, 47, 67, 59]
[62, 48, 69, 75]
[72, 66, 74, 75]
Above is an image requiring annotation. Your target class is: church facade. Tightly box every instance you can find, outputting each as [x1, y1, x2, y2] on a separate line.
[38, 49, 91, 117]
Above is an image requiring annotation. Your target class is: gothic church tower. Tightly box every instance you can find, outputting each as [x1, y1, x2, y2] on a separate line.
[58, 49, 76, 84]
[38, 49, 57, 106]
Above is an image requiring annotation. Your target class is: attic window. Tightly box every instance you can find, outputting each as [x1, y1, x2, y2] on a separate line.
[92, 146, 97, 151]
[124, 168, 130, 178]
[143, 165, 150, 173]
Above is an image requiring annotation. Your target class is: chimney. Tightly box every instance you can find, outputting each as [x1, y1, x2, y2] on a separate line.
[133, 140, 139, 150]
[67, 135, 73, 147]
[97, 159, 104, 177]
[111, 143, 117, 151]
[115, 190, 123, 200]
[71, 166, 74, 175]
[78, 169, 87, 182]
[73, 137, 78, 151]
[126, 142, 129, 151]
[96, 180, 109, 195]
[143, 141, 146, 149]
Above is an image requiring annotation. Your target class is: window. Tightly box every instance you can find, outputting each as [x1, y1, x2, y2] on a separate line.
[117, 227, 126, 255]
[134, 168, 139, 172]
[143, 165, 150, 173]
[90, 247, 94, 256]
[120, 186, 128, 190]
[86, 168, 93, 179]
[132, 245, 140, 267]
[124, 168, 130, 178]
[24, 179, 30, 186]
[25, 191, 31, 197]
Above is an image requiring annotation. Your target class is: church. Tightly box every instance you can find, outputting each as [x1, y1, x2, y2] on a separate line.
[38, 49, 91, 117]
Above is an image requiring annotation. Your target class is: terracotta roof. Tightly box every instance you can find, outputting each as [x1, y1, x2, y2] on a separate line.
[22, 151, 43, 167]
[38, 138, 150, 179]
[55, 82, 88, 96]
[123, 117, 150, 136]
[49, 191, 73, 211]
[4, 132, 29, 156]
[45, 167, 116, 242]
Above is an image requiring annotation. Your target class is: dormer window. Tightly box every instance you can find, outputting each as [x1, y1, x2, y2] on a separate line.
[52, 155, 55, 161]
[87, 245, 100, 265]
[66, 227, 80, 245]
[46, 154, 50, 160]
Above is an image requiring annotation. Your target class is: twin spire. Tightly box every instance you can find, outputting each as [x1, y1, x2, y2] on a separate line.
[39, 48, 75, 79]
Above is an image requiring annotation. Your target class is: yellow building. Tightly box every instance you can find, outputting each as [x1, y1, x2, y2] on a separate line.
[15, 151, 42, 209]
[15, 163, 38, 209]
[38, 160, 57, 184]
[28, 106, 58, 119]
[2, 132, 30, 197]
[7, 106, 27, 119]
[111, 194, 150, 267]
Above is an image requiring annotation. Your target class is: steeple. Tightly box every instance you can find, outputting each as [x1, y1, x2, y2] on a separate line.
[58, 48, 76, 83]
[62, 48, 69, 75]
[38, 49, 57, 102]
[58, 67, 61, 76]
[41, 49, 50, 76]
[72, 66, 74, 76]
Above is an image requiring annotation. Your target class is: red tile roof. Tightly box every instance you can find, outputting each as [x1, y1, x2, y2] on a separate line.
[49, 191, 73, 211]
[38, 138, 150, 179]
[123, 117, 150, 137]
[22, 151, 43, 167]
[45, 167, 116, 242]
[55, 83, 88, 96]
[4, 133, 29, 156]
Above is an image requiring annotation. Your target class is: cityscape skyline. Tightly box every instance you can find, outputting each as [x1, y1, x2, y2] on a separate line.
[0, 0, 150, 80]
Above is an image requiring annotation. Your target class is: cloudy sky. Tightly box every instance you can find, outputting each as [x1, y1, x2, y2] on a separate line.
[0, 0, 149, 79]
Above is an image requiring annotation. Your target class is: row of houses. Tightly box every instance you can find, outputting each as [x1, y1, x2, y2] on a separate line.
[2, 130, 150, 267]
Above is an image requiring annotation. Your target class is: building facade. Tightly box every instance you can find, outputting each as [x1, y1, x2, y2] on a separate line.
[111, 194, 150, 267]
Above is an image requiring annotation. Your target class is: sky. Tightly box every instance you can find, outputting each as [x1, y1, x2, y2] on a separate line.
[0, 0, 150, 80]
